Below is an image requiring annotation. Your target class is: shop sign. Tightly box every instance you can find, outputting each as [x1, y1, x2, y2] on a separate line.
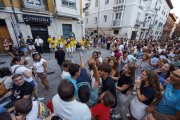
[23, 14, 50, 26]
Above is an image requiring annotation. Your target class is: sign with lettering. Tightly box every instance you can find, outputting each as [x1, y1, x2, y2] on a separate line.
[23, 14, 50, 26]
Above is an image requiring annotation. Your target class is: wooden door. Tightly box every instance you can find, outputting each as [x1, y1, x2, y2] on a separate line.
[0, 26, 11, 53]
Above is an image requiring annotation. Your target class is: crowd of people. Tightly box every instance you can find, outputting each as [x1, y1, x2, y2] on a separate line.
[0, 35, 180, 120]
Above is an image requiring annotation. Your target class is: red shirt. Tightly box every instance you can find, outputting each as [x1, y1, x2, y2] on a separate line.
[91, 103, 110, 120]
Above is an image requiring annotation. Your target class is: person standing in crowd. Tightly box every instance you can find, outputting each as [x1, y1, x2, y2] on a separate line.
[58, 36, 64, 49]
[3, 38, 14, 57]
[116, 63, 135, 118]
[47, 35, 53, 53]
[70, 38, 77, 54]
[155, 63, 174, 87]
[135, 53, 151, 80]
[118, 51, 129, 73]
[98, 63, 117, 107]
[55, 47, 65, 71]
[65, 37, 71, 57]
[109, 58, 120, 81]
[26, 36, 35, 55]
[52, 37, 57, 52]
[91, 91, 116, 120]
[61, 60, 72, 79]
[152, 69, 180, 120]
[80, 37, 86, 51]
[19, 36, 28, 58]
[129, 70, 161, 120]
[34, 36, 44, 54]
[32, 52, 50, 95]
[106, 38, 111, 50]
[10, 56, 38, 100]
[66, 63, 81, 95]
[51, 80, 91, 120]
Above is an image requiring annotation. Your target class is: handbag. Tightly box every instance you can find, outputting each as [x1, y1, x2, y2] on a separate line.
[0, 77, 9, 97]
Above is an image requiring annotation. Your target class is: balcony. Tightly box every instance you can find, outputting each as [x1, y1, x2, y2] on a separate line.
[134, 20, 142, 27]
[111, 20, 120, 27]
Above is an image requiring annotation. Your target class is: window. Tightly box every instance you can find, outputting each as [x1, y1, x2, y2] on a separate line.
[95, 0, 98, 7]
[115, 0, 125, 5]
[105, 0, 109, 4]
[113, 5, 124, 20]
[94, 17, 97, 24]
[62, 0, 76, 9]
[104, 15, 107, 22]
[114, 30, 119, 34]
[86, 18, 88, 24]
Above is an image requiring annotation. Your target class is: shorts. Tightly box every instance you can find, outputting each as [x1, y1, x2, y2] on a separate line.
[28, 45, 35, 50]
[49, 44, 52, 49]
[59, 44, 63, 48]
[28, 80, 37, 88]
[71, 46, 76, 52]
[66, 48, 71, 52]
[81, 46, 85, 50]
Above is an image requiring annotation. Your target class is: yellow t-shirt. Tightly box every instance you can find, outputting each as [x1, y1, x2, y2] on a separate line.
[52, 39, 57, 48]
[70, 39, 77, 46]
[80, 40, 85, 46]
[65, 41, 71, 48]
[85, 40, 89, 45]
[59, 38, 64, 45]
[47, 38, 53, 44]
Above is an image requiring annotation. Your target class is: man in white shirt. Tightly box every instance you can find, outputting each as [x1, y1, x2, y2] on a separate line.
[52, 80, 91, 120]
[34, 36, 44, 53]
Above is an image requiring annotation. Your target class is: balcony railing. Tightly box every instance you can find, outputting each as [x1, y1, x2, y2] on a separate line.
[111, 20, 120, 26]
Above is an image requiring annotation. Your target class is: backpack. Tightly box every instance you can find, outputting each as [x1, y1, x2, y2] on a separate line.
[0, 67, 12, 78]
[38, 102, 51, 119]
[0, 77, 11, 97]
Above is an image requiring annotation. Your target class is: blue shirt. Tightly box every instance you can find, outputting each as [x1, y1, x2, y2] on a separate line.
[66, 76, 77, 95]
[157, 84, 180, 115]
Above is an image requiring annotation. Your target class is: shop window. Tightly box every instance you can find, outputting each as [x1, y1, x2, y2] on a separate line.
[114, 30, 119, 34]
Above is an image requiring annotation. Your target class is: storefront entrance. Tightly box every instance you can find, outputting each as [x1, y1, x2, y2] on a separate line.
[31, 25, 49, 52]
[62, 24, 72, 39]
[0, 19, 11, 53]
[23, 14, 50, 53]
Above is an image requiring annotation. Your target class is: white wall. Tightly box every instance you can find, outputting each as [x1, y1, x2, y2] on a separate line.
[55, 0, 80, 18]
[85, 0, 114, 28]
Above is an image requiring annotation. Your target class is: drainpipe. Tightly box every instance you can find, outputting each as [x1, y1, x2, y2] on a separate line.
[10, 0, 20, 46]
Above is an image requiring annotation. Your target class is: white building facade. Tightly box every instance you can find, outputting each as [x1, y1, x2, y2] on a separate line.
[54, 0, 83, 40]
[85, 0, 173, 40]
